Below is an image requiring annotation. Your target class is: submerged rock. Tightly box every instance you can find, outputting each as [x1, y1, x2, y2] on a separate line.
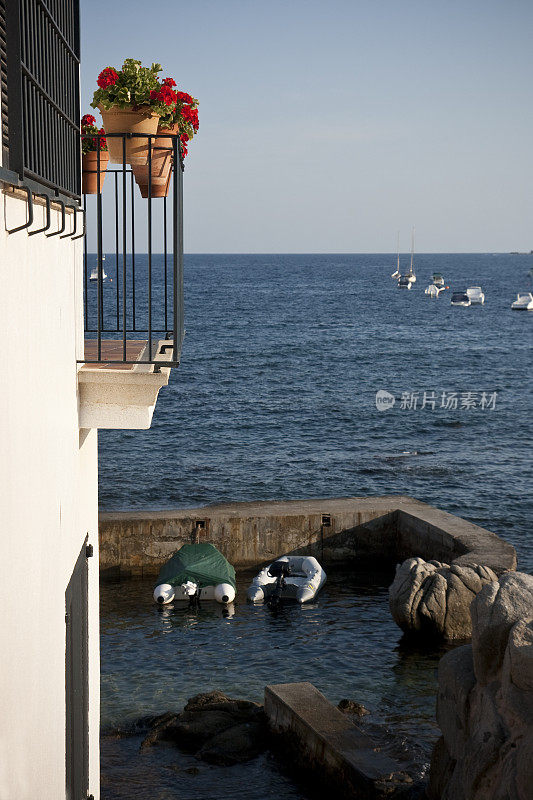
[337, 698, 370, 717]
[140, 690, 268, 765]
[428, 571, 533, 800]
[389, 557, 499, 641]
[198, 718, 268, 765]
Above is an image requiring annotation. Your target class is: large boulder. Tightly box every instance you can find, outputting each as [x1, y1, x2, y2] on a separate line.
[500, 617, 533, 727]
[389, 557, 498, 641]
[435, 645, 476, 758]
[428, 571, 533, 800]
[470, 572, 533, 686]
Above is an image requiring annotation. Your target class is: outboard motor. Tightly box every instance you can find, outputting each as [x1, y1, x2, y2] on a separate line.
[182, 580, 200, 609]
[267, 560, 292, 610]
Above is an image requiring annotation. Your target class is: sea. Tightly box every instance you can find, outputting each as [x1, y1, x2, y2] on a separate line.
[98, 252, 532, 572]
[98, 253, 532, 799]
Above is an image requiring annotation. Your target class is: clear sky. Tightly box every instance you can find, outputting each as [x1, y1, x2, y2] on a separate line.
[80, 0, 533, 253]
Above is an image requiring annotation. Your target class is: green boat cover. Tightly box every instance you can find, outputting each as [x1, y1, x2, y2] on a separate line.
[155, 543, 236, 590]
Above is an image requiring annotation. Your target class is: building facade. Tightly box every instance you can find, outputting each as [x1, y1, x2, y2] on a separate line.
[0, 2, 183, 797]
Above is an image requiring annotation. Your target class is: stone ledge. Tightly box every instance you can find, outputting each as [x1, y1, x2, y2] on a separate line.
[265, 682, 411, 799]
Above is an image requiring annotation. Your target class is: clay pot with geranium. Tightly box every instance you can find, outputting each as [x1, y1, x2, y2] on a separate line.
[91, 59, 179, 166]
[81, 114, 108, 194]
[132, 83, 199, 198]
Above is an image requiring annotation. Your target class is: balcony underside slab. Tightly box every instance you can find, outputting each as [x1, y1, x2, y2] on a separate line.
[78, 339, 172, 429]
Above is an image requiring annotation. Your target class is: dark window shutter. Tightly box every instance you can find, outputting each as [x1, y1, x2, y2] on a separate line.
[0, 1, 8, 164]
[3, 0, 80, 199]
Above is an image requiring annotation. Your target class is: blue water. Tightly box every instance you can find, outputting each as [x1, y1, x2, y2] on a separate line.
[100, 569, 442, 799]
[98, 253, 533, 571]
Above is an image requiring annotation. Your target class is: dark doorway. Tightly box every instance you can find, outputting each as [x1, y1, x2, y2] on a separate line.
[65, 537, 89, 799]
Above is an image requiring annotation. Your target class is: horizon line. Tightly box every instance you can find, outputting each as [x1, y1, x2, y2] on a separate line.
[86, 251, 532, 256]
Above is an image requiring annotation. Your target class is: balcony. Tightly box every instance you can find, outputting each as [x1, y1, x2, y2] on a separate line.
[78, 133, 184, 429]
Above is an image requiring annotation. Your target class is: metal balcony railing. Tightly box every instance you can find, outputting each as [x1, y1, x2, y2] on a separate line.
[80, 132, 184, 370]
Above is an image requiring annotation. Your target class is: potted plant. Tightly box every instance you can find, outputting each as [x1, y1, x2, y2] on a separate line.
[81, 114, 108, 194]
[91, 59, 177, 165]
[132, 82, 199, 198]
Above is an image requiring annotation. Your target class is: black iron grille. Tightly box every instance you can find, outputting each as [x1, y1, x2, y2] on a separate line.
[0, 1, 8, 164]
[3, 0, 80, 199]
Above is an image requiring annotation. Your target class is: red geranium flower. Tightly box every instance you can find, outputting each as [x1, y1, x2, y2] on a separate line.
[161, 85, 177, 106]
[150, 84, 177, 107]
[97, 67, 119, 89]
[176, 91, 194, 105]
[162, 77, 176, 87]
[98, 128, 107, 149]
[81, 113, 96, 126]
[181, 105, 199, 131]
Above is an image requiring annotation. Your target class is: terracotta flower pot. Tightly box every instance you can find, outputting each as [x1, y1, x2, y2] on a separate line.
[99, 106, 160, 165]
[132, 123, 179, 198]
[82, 150, 109, 194]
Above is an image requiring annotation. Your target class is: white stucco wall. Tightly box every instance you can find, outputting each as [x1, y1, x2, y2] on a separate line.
[0, 191, 100, 799]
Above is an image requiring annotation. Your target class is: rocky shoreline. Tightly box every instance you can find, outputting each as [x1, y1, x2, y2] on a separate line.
[104, 689, 430, 798]
[428, 572, 533, 800]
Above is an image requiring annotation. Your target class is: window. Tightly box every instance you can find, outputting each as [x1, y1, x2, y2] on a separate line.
[1, 0, 80, 200]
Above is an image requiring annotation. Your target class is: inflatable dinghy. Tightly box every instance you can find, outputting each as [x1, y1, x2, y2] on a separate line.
[247, 556, 326, 607]
[153, 543, 236, 605]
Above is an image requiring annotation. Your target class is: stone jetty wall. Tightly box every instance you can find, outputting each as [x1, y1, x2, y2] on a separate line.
[99, 495, 516, 579]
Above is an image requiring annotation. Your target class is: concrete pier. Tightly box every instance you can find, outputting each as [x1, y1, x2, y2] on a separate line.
[99, 495, 516, 579]
[264, 682, 412, 799]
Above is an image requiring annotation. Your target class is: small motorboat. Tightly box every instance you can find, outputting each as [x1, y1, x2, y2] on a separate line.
[247, 555, 326, 608]
[90, 266, 108, 281]
[398, 275, 412, 289]
[432, 273, 445, 286]
[153, 543, 236, 605]
[511, 292, 533, 310]
[425, 283, 446, 297]
[450, 291, 471, 307]
[466, 286, 485, 305]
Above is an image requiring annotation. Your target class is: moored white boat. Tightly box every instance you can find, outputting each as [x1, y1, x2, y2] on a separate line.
[511, 292, 533, 310]
[466, 286, 485, 304]
[432, 273, 445, 286]
[451, 291, 471, 307]
[90, 265, 107, 281]
[247, 555, 326, 607]
[153, 543, 236, 605]
[425, 284, 445, 297]
[398, 275, 412, 289]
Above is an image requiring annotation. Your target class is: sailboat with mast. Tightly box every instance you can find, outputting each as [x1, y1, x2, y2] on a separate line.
[406, 226, 416, 283]
[391, 231, 401, 279]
